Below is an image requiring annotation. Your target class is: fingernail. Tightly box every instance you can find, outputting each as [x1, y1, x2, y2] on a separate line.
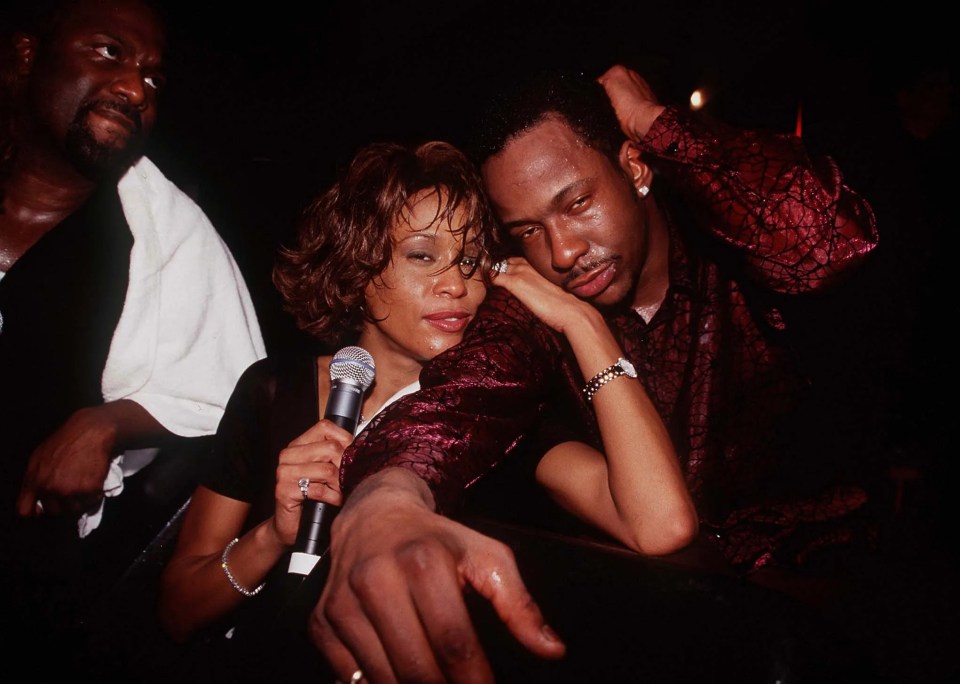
[541, 624, 561, 643]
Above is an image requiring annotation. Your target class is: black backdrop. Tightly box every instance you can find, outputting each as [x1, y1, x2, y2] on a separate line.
[10, 2, 953, 679]
[141, 3, 958, 548]
[142, 0, 953, 352]
[126, 0, 958, 548]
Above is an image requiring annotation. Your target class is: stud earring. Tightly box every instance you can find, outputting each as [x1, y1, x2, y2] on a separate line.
[638, 184, 650, 198]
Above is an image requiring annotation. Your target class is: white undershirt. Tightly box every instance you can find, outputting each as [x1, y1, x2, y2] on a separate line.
[356, 381, 420, 435]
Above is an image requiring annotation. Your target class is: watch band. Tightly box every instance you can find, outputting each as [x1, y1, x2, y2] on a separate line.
[582, 357, 636, 402]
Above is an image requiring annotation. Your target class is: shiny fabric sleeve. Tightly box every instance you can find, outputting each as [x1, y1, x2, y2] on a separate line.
[339, 288, 568, 513]
[641, 106, 878, 294]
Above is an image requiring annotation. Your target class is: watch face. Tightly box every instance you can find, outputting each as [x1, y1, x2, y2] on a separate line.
[619, 358, 637, 378]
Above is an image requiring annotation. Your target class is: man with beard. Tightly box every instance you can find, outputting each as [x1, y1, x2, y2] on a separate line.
[0, 0, 265, 666]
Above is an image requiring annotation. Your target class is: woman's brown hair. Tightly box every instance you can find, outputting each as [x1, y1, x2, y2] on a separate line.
[273, 140, 499, 347]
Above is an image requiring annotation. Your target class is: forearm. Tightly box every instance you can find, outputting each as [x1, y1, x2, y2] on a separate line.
[332, 467, 439, 555]
[562, 305, 626, 381]
[642, 107, 878, 292]
[17, 399, 178, 516]
[593, 382, 698, 555]
[159, 516, 286, 641]
[340, 467, 437, 514]
[553, 308, 697, 554]
[78, 399, 175, 453]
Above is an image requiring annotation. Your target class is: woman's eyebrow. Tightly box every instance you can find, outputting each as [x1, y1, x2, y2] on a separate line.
[397, 232, 438, 245]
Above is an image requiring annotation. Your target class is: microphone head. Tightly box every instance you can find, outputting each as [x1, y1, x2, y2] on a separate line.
[329, 346, 376, 390]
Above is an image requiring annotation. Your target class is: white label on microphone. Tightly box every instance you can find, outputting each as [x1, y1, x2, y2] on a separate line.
[287, 551, 322, 576]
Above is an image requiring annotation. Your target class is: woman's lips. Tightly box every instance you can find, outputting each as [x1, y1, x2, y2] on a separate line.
[567, 262, 616, 299]
[424, 311, 471, 332]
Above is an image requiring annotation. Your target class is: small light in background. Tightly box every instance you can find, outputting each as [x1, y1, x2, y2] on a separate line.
[689, 88, 706, 111]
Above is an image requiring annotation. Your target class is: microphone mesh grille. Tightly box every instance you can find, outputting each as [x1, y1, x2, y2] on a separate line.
[329, 346, 376, 390]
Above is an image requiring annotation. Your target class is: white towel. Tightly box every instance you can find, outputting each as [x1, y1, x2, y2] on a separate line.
[78, 157, 266, 537]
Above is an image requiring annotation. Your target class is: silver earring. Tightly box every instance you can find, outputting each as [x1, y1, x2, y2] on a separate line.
[638, 184, 650, 198]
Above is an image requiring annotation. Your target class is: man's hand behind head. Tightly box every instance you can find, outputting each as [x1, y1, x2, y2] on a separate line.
[597, 64, 666, 142]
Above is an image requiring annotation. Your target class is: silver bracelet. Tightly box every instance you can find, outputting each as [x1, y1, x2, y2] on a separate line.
[220, 537, 266, 597]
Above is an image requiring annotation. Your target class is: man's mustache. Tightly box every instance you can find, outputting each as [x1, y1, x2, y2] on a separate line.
[79, 98, 143, 133]
[562, 255, 616, 289]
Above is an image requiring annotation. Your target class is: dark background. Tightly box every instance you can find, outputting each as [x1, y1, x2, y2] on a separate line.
[8, 3, 954, 678]
[142, 0, 955, 352]
[140, 0, 956, 551]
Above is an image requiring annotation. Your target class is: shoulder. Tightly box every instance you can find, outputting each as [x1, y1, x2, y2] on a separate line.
[116, 156, 227, 247]
[118, 156, 192, 208]
[233, 354, 316, 401]
[217, 354, 316, 433]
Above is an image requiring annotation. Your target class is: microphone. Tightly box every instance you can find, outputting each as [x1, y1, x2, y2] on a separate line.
[287, 345, 375, 577]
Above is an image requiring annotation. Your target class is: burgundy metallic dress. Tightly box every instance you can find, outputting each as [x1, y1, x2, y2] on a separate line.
[341, 106, 880, 575]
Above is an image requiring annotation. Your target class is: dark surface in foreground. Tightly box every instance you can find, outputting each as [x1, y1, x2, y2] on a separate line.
[65, 502, 960, 684]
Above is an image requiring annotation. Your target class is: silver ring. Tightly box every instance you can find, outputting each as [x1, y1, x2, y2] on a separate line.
[350, 670, 364, 684]
[298, 478, 310, 500]
[492, 259, 508, 274]
[35, 500, 44, 515]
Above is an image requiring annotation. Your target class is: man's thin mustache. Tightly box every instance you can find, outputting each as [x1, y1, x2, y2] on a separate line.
[82, 99, 143, 132]
[562, 256, 615, 288]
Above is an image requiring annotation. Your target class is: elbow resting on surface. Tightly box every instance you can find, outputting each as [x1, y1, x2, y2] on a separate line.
[626, 509, 700, 557]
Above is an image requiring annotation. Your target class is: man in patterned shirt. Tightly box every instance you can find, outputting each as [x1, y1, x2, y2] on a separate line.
[310, 65, 883, 683]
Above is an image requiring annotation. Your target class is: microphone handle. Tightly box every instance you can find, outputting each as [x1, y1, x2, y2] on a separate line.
[289, 386, 361, 574]
[325, 412, 357, 432]
[276, 407, 356, 628]
[294, 411, 354, 555]
[294, 500, 338, 559]
[273, 353, 372, 633]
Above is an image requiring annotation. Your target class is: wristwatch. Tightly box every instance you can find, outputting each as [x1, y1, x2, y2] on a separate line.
[582, 357, 637, 402]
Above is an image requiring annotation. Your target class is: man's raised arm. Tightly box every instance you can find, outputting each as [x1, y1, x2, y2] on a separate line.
[600, 64, 879, 295]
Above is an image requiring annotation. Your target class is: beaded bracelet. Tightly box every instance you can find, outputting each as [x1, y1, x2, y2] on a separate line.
[220, 537, 266, 597]
[582, 357, 638, 402]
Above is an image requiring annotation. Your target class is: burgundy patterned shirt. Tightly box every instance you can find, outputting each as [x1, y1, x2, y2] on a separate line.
[341, 107, 879, 574]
